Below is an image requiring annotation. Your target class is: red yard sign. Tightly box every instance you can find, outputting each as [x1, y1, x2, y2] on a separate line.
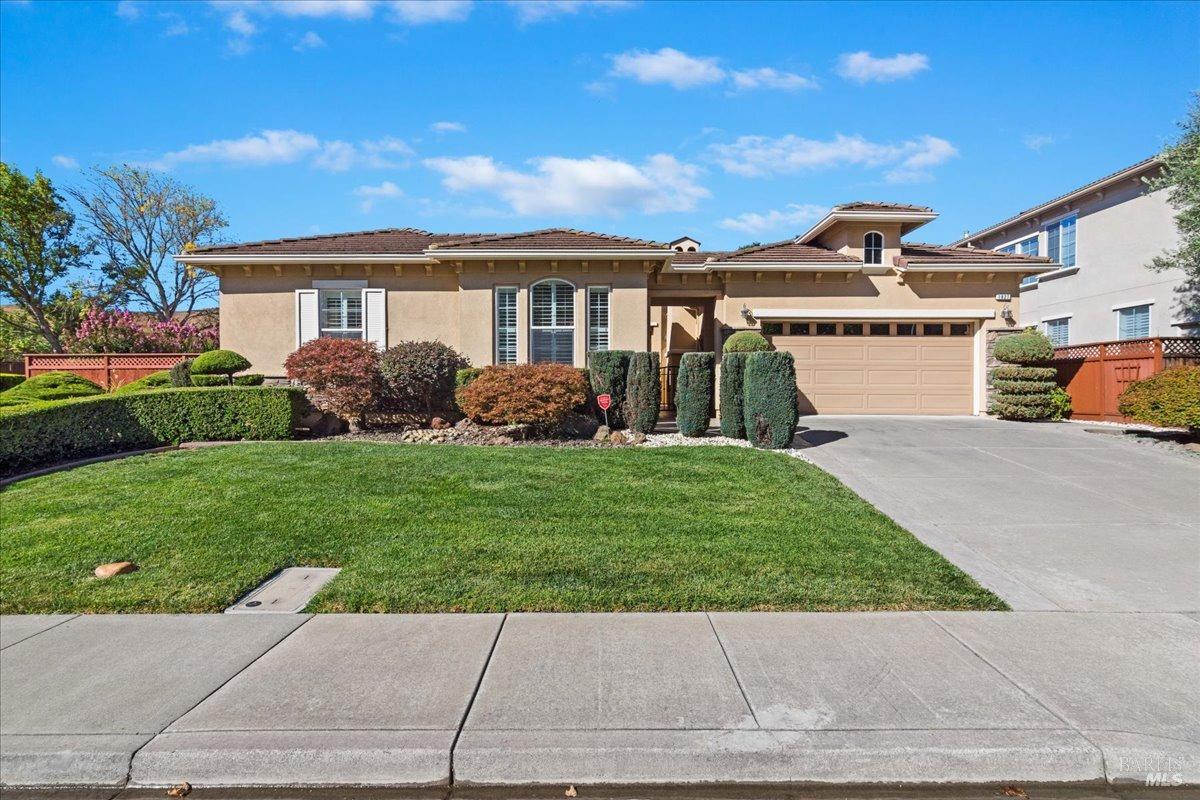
[597, 394, 612, 410]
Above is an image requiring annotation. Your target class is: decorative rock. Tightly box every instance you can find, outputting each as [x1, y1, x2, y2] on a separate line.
[609, 431, 628, 445]
[430, 417, 451, 430]
[554, 411, 601, 440]
[455, 417, 475, 430]
[593, 425, 611, 441]
[629, 431, 647, 445]
[94, 561, 138, 579]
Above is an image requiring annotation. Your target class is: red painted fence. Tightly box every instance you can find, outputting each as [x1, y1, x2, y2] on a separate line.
[1050, 337, 1200, 422]
[24, 353, 197, 390]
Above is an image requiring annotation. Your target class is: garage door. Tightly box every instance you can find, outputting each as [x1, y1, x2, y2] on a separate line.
[767, 321, 975, 415]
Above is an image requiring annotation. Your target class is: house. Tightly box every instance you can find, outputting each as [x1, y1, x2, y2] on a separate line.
[955, 157, 1195, 345]
[174, 202, 1055, 415]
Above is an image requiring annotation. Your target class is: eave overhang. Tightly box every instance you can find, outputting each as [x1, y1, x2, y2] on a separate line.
[797, 210, 939, 244]
[751, 308, 998, 320]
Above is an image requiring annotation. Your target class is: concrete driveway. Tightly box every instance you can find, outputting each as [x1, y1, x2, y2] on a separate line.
[796, 416, 1200, 612]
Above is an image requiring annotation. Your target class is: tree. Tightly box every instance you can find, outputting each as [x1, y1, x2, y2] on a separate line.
[1147, 93, 1200, 320]
[0, 162, 91, 352]
[69, 165, 227, 323]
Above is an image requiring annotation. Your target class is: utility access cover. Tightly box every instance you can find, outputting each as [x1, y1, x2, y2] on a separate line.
[225, 567, 341, 614]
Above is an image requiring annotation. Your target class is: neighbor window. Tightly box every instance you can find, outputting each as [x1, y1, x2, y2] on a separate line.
[864, 232, 884, 265]
[1044, 316, 1070, 346]
[495, 287, 518, 364]
[1045, 215, 1076, 268]
[1117, 304, 1150, 340]
[1019, 236, 1039, 257]
[587, 286, 610, 353]
[530, 279, 574, 364]
[319, 289, 363, 340]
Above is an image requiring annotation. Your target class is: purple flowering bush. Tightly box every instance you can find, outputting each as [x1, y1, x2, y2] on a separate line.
[69, 308, 218, 354]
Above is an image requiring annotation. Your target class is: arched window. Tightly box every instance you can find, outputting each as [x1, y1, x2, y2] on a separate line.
[530, 278, 575, 364]
[864, 231, 884, 265]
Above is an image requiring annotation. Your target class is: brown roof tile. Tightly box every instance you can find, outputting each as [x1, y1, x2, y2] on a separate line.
[900, 242, 1052, 264]
[191, 228, 489, 256]
[834, 201, 933, 213]
[710, 240, 860, 265]
[670, 250, 726, 265]
[429, 228, 667, 250]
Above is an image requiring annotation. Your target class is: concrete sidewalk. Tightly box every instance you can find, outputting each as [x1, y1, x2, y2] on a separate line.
[2, 612, 1197, 798]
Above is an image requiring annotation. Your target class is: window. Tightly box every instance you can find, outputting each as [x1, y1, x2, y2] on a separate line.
[495, 287, 518, 364]
[842, 323, 864, 336]
[1021, 274, 1039, 287]
[1044, 317, 1070, 346]
[1045, 215, 1076, 268]
[923, 323, 944, 336]
[998, 243, 1016, 254]
[761, 322, 784, 335]
[788, 322, 810, 335]
[949, 323, 972, 336]
[896, 323, 917, 336]
[869, 323, 890, 336]
[530, 279, 574, 364]
[587, 287, 610, 353]
[864, 232, 883, 265]
[1019, 236, 1039, 257]
[1117, 304, 1150, 340]
[319, 289, 363, 339]
[816, 322, 837, 336]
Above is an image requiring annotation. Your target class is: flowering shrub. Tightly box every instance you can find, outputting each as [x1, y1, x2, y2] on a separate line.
[69, 307, 218, 354]
[457, 363, 588, 426]
[378, 340, 469, 421]
[284, 338, 380, 428]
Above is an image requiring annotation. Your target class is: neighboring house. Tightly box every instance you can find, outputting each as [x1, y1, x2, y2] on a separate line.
[174, 202, 1054, 415]
[955, 157, 1194, 346]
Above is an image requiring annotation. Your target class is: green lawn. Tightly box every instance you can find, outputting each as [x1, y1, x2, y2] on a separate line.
[0, 442, 1004, 613]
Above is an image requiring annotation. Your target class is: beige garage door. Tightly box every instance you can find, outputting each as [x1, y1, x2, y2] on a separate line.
[768, 321, 975, 415]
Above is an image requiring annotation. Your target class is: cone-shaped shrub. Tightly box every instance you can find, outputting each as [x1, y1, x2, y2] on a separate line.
[587, 350, 632, 428]
[719, 352, 748, 438]
[743, 351, 798, 449]
[675, 352, 714, 436]
[990, 329, 1057, 420]
[625, 351, 660, 434]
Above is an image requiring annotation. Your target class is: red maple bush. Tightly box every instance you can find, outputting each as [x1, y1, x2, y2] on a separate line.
[284, 338, 380, 428]
[457, 363, 588, 426]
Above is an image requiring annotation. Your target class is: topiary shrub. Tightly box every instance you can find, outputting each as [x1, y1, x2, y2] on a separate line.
[743, 351, 798, 449]
[284, 338, 380, 430]
[723, 330, 772, 353]
[0, 387, 304, 477]
[719, 352, 748, 439]
[993, 328, 1055, 365]
[378, 340, 469, 422]
[587, 350, 633, 428]
[189, 374, 228, 387]
[191, 349, 252, 381]
[233, 373, 265, 386]
[169, 358, 194, 387]
[990, 329, 1057, 421]
[675, 352, 714, 437]
[625, 351, 660, 434]
[457, 363, 588, 427]
[0, 373, 24, 391]
[1118, 367, 1200, 432]
[114, 371, 173, 393]
[0, 371, 104, 406]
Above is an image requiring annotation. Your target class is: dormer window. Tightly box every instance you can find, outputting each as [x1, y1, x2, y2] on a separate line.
[864, 232, 883, 265]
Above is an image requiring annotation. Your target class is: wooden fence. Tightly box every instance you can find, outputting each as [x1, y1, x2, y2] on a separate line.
[1050, 337, 1200, 422]
[24, 353, 197, 390]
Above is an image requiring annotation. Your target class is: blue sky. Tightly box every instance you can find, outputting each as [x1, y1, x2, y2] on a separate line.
[2, 0, 1197, 252]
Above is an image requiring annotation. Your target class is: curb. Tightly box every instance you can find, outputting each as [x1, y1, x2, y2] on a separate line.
[0, 446, 178, 487]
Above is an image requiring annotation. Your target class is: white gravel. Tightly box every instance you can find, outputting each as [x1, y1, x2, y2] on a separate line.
[641, 432, 811, 462]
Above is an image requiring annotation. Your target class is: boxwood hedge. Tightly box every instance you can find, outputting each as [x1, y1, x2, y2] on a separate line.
[743, 351, 798, 449]
[718, 352, 748, 439]
[624, 351, 660, 434]
[0, 386, 304, 477]
[0, 373, 24, 391]
[587, 350, 633, 428]
[0, 371, 104, 406]
[723, 331, 771, 353]
[1118, 366, 1200, 431]
[675, 352, 714, 437]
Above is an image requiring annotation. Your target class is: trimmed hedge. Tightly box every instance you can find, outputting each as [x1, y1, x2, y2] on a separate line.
[233, 373, 265, 386]
[990, 329, 1056, 421]
[190, 374, 228, 387]
[675, 352, 714, 437]
[114, 371, 173, 393]
[743, 351, 798, 449]
[719, 352, 748, 439]
[991, 392, 1054, 420]
[169, 358, 194, 387]
[587, 351, 633, 428]
[723, 331, 771, 353]
[1118, 366, 1200, 431]
[991, 377, 1058, 395]
[625, 351, 660, 434]
[0, 371, 104, 406]
[993, 329, 1055, 365]
[0, 387, 304, 477]
[0, 373, 24, 391]
[992, 365, 1057, 382]
[191, 349, 251, 377]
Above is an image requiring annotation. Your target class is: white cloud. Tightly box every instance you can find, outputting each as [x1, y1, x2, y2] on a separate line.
[610, 47, 725, 89]
[51, 154, 80, 170]
[508, 0, 635, 25]
[718, 203, 825, 234]
[294, 30, 326, 51]
[1023, 133, 1055, 152]
[729, 67, 817, 92]
[145, 130, 413, 171]
[388, 0, 472, 24]
[267, 0, 374, 18]
[224, 8, 257, 35]
[431, 121, 467, 133]
[423, 153, 709, 216]
[314, 136, 413, 171]
[836, 51, 930, 83]
[709, 132, 957, 183]
[115, 1, 141, 20]
[161, 13, 191, 36]
[354, 180, 403, 212]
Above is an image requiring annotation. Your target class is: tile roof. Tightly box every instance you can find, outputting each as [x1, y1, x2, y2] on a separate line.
[191, 228, 487, 256]
[834, 201, 934, 213]
[429, 228, 667, 250]
[900, 242, 1053, 264]
[710, 240, 860, 265]
[670, 250, 726, 265]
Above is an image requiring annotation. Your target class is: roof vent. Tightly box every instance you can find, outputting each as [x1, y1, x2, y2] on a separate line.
[670, 235, 700, 253]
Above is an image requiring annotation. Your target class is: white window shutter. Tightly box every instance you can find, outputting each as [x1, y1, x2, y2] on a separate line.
[363, 288, 386, 350]
[295, 289, 318, 347]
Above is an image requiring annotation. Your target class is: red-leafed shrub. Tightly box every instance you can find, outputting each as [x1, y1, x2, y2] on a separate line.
[284, 338, 380, 428]
[457, 363, 588, 426]
[378, 340, 470, 422]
